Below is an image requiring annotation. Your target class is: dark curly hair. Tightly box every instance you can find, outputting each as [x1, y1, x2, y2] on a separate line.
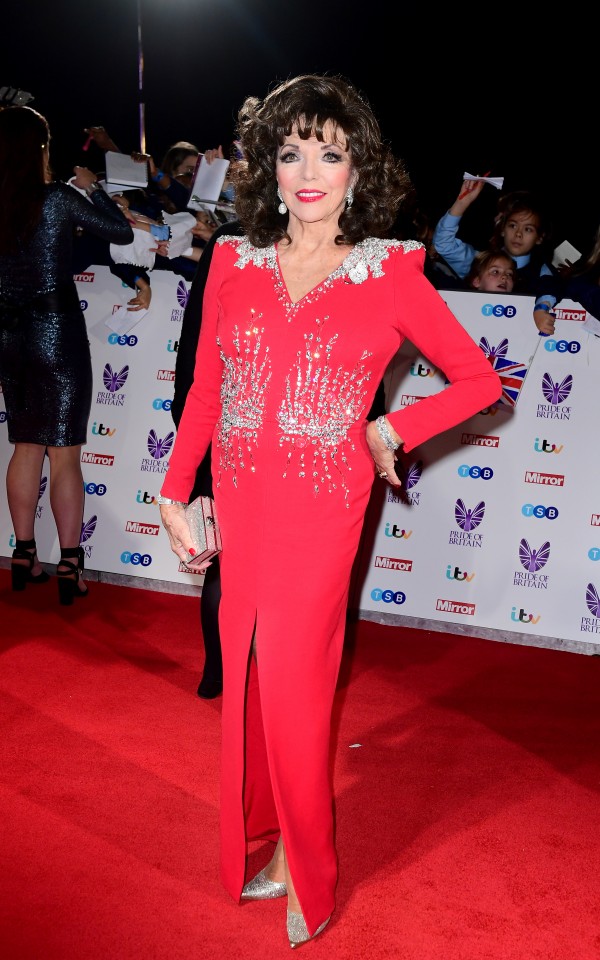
[232, 74, 412, 248]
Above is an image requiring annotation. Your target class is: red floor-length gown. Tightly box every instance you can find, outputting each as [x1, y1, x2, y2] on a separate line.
[161, 236, 501, 934]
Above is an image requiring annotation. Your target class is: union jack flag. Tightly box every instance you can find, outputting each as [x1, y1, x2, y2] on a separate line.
[490, 355, 530, 407]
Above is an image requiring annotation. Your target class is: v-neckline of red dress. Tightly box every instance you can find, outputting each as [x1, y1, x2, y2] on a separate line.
[273, 242, 355, 309]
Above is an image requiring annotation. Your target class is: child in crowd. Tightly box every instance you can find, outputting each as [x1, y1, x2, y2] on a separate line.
[466, 250, 516, 293]
[432, 178, 558, 333]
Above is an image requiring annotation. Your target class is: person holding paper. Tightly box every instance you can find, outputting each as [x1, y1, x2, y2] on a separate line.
[432, 179, 559, 333]
[130, 140, 199, 216]
[540, 224, 600, 330]
[157, 73, 501, 947]
[0, 106, 133, 604]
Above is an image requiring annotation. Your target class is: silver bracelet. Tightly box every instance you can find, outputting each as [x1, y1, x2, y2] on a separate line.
[156, 495, 187, 506]
[375, 415, 400, 452]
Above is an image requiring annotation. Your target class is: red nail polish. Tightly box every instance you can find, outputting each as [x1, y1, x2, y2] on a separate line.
[189, 547, 196, 556]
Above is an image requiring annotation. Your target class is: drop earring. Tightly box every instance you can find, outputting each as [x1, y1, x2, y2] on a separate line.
[277, 186, 287, 215]
[345, 186, 354, 208]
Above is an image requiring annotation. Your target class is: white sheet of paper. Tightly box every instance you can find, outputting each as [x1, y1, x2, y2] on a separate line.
[105, 306, 148, 335]
[99, 178, 129, 196]
[187, 156, 230, 212]
[463, 172, 504, 190]
[162, 211, 196, 258]
[105, 151, 148, 188]
[582, 313, 600, 336]
[552, 240, 582, 270]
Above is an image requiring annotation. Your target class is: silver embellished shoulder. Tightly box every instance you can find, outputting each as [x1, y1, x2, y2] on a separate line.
[215, 235, 423, 285]
[342, 238, 423, 284]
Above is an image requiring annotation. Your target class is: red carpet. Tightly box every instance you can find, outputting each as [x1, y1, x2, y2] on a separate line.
[1, 568, 599, 960]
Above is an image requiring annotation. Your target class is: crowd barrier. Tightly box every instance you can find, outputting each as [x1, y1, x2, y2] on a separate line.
[1, 266, 599, 655]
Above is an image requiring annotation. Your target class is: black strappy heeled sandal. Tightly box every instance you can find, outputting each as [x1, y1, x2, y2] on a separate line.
[56, 547, 88, 606]
[11, 538, 50, 591]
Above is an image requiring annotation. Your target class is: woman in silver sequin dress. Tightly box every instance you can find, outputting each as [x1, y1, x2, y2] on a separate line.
[158, 75, 501, 947]
[0, 106, 133, 603]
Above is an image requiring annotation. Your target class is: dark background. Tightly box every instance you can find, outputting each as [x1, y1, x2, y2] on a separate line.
[2, 1, 597, 253]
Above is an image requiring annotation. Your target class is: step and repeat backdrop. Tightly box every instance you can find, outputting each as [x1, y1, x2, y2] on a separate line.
[1, 266, 599, 650]
[351, 291, 600, 651]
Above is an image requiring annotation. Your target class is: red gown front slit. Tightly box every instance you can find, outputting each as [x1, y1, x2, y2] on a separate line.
[161, 236, 501, 936]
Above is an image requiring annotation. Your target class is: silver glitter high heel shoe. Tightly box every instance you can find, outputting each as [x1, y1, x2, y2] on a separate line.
[241, 868, 287, 900]
[287, 911, 330, 949]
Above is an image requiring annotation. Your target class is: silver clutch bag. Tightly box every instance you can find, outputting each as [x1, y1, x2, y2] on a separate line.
[183, 495, 222, 566]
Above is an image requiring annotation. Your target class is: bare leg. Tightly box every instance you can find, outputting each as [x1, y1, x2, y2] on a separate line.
[6, 442, 47, 576]
[46, 445, 85, 547]
[283, 846, 301, 913]
[262, 839, 300, 913]
[263, 835, 286, 884]
[46, 444, 87, 592]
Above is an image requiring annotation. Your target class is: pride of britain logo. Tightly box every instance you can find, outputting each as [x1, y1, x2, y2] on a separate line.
[581, 583, 600, 634]
[479, 337, 509, 361]
[80, 514, 97, 559]
[514, 538, 550, 590]
[35, 476, 48, 519]
[96, 363, 129, 406]
[537, 372, 573, 421]
[140, 429, 174, 474]
[389, 459, 422, 506]
[449, 499, 485, 548]
[170, 280, 189, 321]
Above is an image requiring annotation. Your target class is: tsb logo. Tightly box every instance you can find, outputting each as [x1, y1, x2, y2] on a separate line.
[543, 339, 581, 354]
[457, 465, 494, 479]
[152, 398, 172, 411]
[85, 482, 107, 496]
[521, 504, 559, 519]
[481, 303, 517, 318]
[120, 551, 152, 566]
[370, 588, 406, 605]
[108, 333, 138, 347]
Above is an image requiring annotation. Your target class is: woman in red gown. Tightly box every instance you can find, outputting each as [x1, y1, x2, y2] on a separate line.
[159, 74, 501, 947]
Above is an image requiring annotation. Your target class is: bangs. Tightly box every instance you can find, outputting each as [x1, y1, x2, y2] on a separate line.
[278, 114, 350, 150]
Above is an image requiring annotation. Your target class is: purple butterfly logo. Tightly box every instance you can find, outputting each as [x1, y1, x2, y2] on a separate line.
[585, 582, 600, 618]
[518, 538, 550, 573]
[404, 460, 423, 490]
[147, 429, 175, 459]
[455, 499, 485, 531]
[541, 372, 572, 405]
[479, 337, 509, 362]
[38, 476, 48, 500]
[103, 363, 129, 393]
[176, 280, 189, 309]
[80, 515, 97, 544]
